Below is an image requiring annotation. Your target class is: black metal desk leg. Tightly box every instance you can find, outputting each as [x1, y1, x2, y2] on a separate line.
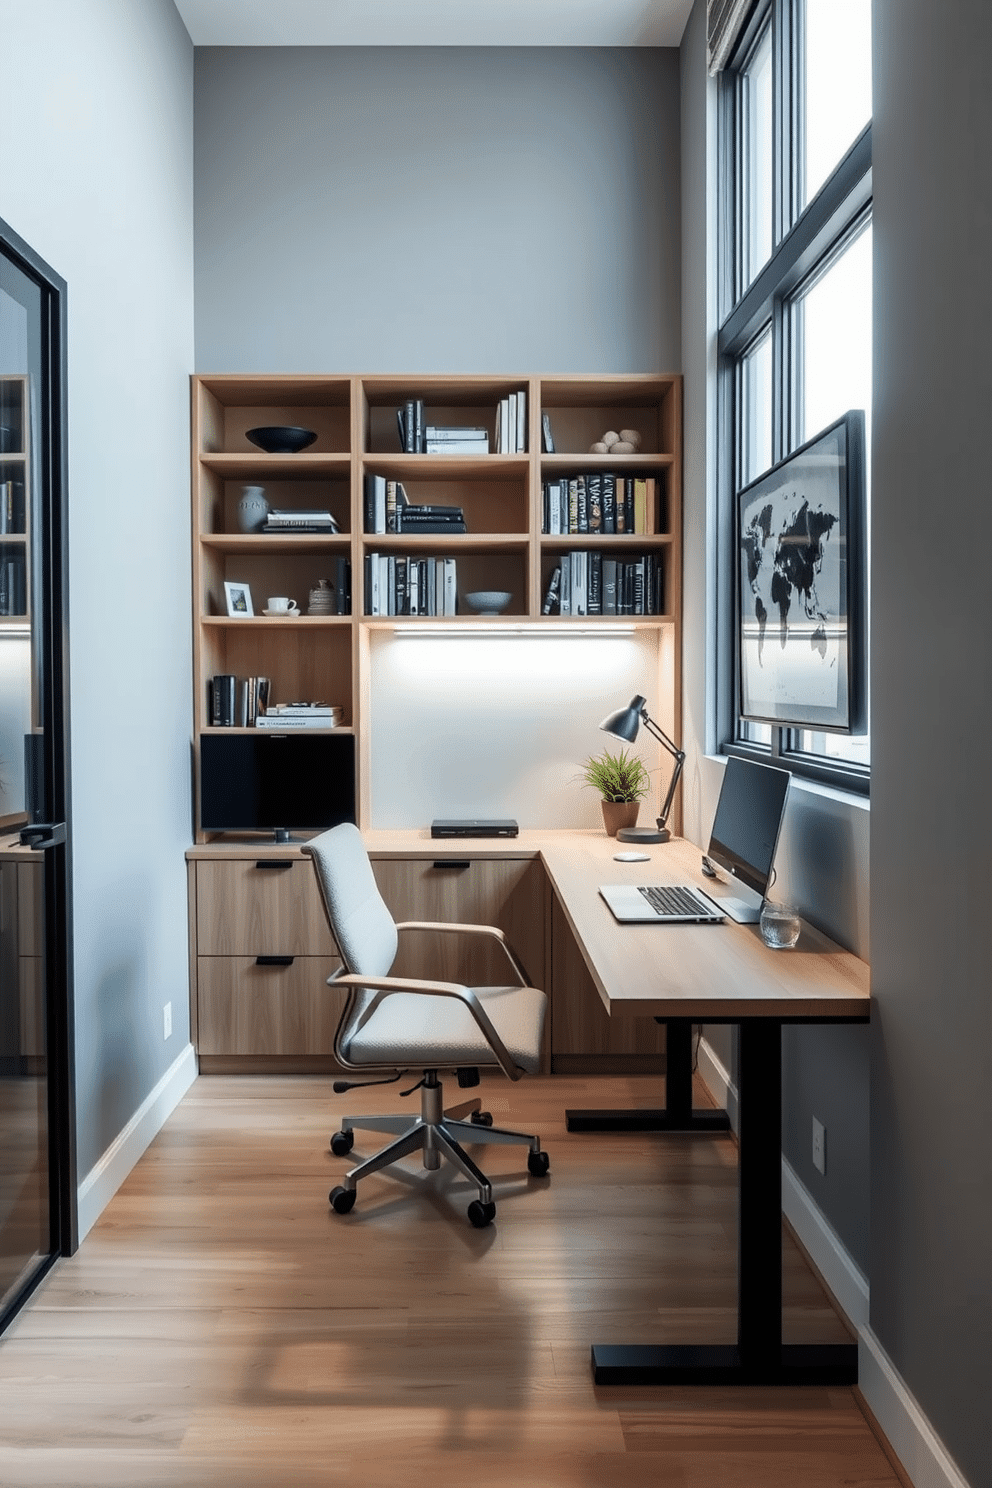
[565, 1018, 731, 1133]
[591, 1018, 859, 1386]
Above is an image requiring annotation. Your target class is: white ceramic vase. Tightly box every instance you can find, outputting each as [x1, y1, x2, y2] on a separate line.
[236, 485, 269, 533]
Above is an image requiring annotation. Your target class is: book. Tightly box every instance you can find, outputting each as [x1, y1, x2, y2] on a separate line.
[602, 474, 617, 534]
[209, 674, 236, 727]
[541, 411, 555, 454]
[587, 472, 603, 533]
[424, 439, 489, 455]
[541, 564, 561, 615]
[602, 558, 618, 615]
[634, 478, 647, 534]
[425, 426, 488, 441]
[334, 556, 351, 614]
[363, 473, 387, 533]
[515, 388, 526, 451]
[265, 704, 343, 718]
[255, 713, 341, 729]
[588, 551, 602, 615]
[442, 556, 457, 615]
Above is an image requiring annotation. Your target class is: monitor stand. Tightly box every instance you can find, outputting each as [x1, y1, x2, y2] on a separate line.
[273, 828, 296, 844]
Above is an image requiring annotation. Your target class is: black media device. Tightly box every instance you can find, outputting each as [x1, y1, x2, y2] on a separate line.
[431, 819, 519, 839]
[200, 733, 356, 843]
[704, 756, 791, 900]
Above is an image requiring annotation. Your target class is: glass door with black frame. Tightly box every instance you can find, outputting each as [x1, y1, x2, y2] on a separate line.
[0, 225, 73, 1329]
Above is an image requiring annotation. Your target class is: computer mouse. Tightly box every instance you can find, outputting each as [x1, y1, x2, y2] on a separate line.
[613, 851, 651, 863]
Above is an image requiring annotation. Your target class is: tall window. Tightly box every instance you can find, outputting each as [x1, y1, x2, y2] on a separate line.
[717, 0, 872, 790]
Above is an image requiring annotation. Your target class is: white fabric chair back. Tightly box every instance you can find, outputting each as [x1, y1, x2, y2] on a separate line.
[304, 823, 398, 977]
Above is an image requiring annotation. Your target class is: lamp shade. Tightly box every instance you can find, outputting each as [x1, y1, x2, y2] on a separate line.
[599, 694, 646, 744]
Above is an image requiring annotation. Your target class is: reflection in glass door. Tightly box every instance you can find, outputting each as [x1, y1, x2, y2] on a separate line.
[0, 218, 74, 1330]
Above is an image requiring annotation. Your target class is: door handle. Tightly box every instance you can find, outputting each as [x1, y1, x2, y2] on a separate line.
[255, 860, 295, 870]
[432, 860, 471, 870]
[255, 955, 295, 967]
[19, 822, 66, 849]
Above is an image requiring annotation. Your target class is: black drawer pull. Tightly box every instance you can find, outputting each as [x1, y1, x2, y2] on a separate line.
[255, 955, 295, 967]
[255, 860, 295, 871]
[432, 860, 471, 870]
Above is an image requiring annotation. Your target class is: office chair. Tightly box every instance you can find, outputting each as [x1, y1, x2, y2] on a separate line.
[303, 824, 550, 1228]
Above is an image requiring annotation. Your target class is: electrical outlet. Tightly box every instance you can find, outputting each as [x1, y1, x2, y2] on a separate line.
[163, 1001, 172, 1040]
[812, 1116, 826, 1175]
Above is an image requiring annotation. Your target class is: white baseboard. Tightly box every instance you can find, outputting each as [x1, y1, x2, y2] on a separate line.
[76, 1042, 197, 1241]
[695, 1032, 738, 1132]
[781, 1157, 869, 1331]
[697, 1035, 971, 1488]
[859, 1328, 973, 1488]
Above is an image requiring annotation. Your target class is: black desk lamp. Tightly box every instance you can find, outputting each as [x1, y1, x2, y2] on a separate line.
[599, 693, 684, 844]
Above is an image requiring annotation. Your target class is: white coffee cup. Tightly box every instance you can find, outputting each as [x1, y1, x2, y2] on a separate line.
[266, 597, 299, 614]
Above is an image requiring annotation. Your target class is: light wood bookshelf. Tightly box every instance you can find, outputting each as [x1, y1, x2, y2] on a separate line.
[190, 372, 682, 839]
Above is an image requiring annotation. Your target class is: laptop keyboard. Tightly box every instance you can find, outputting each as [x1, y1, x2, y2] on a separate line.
[638, 884, 713, 917]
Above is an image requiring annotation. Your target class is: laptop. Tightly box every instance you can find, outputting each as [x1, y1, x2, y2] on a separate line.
[599, 882, 726, 924]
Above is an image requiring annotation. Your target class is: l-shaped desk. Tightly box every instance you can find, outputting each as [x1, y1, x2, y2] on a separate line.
[367, 827, 871, 1389]
[193, 826, 870, 1389]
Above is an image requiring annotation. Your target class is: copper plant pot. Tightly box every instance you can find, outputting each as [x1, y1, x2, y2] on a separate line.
[601, 799, 640, 837]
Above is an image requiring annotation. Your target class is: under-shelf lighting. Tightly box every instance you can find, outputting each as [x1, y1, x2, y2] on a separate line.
[391, 623, 636, 638]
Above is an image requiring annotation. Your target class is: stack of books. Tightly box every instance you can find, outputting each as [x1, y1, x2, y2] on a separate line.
[365, 476, 466, 534]
[262, 509, 339, 534]
[542, 474, 659, 535]
[542, 552, 664, 617]
[494, 390, 527, 453]
[424, 425, 489, 455]
[398, 502, 465, 534]
[257, 703, 345, 730]
[364, 554, 458, 616]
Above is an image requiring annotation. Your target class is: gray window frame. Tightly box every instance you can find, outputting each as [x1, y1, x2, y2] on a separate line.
[716, 0, 872, 795]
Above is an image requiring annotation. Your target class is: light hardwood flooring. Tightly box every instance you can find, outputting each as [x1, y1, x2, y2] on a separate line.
[0, 1074, 902, 1487]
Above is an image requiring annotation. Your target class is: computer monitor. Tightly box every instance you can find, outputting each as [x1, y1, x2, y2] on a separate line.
[199, 732, 355, 842]
[705, 757, 791, 900]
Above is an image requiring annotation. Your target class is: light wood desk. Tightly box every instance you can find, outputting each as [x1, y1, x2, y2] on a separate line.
[536, 831, 870, 1388]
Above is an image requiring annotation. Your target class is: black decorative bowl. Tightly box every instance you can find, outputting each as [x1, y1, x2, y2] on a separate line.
[246, 425, 317, 454]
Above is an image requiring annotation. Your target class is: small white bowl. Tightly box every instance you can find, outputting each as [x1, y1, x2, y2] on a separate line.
[465, 590, 512, 616]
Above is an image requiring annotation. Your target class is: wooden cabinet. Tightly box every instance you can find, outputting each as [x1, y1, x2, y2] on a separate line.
[190, 373, 682, 837]
[187, 847, 551, 1072]
[371, 856, 544, 987]
[549, 894, 665, 1074]
[188, 850, 344, 1071]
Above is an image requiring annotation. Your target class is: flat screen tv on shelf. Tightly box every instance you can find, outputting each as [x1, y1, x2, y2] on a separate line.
[199, 733, 356, 842]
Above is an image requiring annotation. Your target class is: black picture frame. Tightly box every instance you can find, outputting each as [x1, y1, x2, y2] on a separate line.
[736, 410, 866, 733]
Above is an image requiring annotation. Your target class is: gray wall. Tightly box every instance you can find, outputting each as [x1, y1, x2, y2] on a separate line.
[870, 2, 992, 1483]
[0, 0, 195, 1195]
[679, 0, 871, 1272]
[194, 47, 682, 374]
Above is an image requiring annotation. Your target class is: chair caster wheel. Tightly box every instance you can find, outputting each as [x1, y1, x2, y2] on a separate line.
[329, 1185, 356, 1215]
[527, 1150, 550, 1177]
[470, 1110, 494, 1127]
[467, 1200, 496, 1229]
[330, 1130, 355, 1157]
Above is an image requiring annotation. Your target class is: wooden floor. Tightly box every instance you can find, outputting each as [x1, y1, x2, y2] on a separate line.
[0, 1074, 902, 1487]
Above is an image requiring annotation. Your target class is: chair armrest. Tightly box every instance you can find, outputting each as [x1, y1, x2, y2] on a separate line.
[394, 920, 528, 987]
[331, 971, 523, 1081]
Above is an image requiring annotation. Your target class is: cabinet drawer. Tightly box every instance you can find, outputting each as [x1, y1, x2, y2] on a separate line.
[196, 955, 345, 1056]
[195, 858, 338, 957]
[371, 856, 545, 989]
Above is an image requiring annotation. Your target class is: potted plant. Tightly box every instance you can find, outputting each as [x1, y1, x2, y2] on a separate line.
[579, 747, 651, 837]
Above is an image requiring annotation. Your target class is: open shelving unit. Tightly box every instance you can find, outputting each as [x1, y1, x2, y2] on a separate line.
[190, 372, 682, 837]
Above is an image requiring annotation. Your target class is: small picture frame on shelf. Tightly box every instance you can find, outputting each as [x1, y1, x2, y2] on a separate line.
[224, 580, 253, 617]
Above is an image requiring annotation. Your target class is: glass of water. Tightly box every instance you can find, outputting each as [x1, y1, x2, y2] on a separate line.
[759, 900, 801, 950]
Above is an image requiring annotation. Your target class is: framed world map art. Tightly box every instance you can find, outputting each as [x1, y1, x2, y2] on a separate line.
[737, 410, 867, 732]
